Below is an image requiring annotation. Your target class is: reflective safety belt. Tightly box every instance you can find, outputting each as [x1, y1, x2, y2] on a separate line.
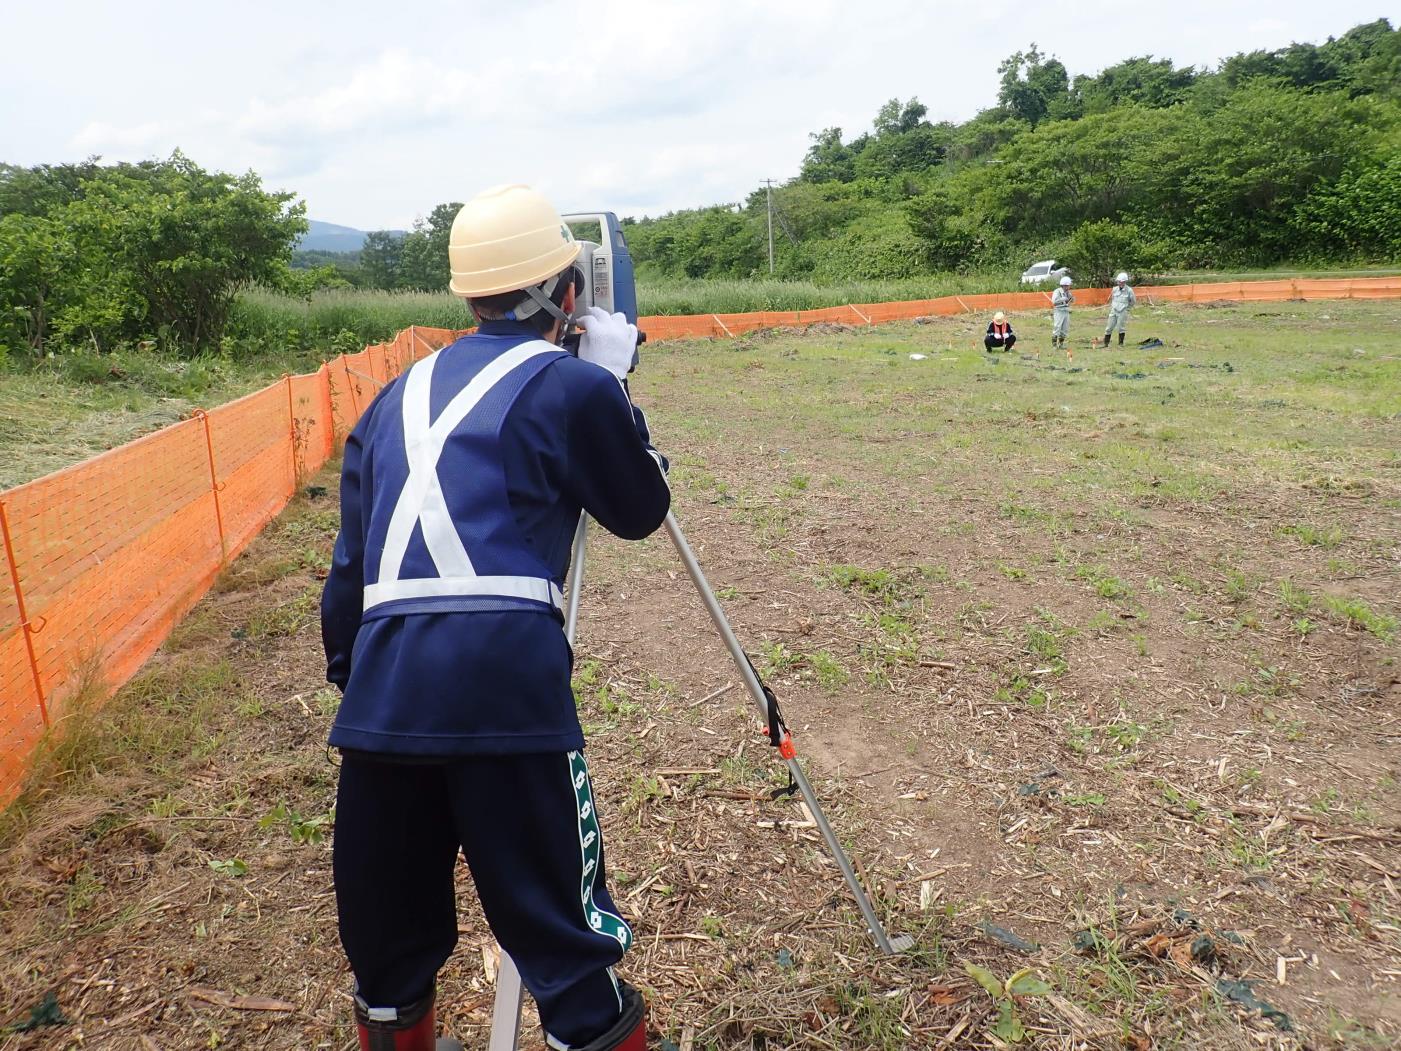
[364, 340, 564, 612]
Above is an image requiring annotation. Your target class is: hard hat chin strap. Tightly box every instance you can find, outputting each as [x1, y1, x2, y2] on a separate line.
[501, 271, 575, 343]
[521, 283, 575, 341]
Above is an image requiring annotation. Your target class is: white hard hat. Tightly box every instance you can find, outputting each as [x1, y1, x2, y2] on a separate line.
[1059, 276, 1073, 286]
[1116, 272, 1129, 283]
[448, 185, 581, 298]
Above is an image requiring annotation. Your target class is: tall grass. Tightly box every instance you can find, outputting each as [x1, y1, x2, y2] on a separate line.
[635, 274, 1024, 315]
[218, 263, 1401, 361]
[229, 273, 1026, 353]
[228, 288, 471, 359]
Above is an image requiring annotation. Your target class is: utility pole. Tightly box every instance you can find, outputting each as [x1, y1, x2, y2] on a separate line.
[762, 179, 775, 275]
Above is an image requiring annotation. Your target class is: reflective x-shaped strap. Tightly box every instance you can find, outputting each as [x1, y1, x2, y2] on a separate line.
[376, 342, 559, 588]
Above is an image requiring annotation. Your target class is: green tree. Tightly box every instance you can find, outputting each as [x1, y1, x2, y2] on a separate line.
[398, 202, 463, 291]
[1059, 219, 1166, 285]
[268, 259, 353, 298]
[1294, 154, 1401, 259]
[873, 97, 929, 136]
[0, 158, 104, 217]
[622, 19, 1401, 281]
[804, 209, 928, 280]
[946, 110, 1027, 167]
[360, 230, 405, 290]
[66, 154, 305, 349]
[1342, 20, 1401, 98]
[970, 107, 1173, 239]
[0, 213, 71, 354]
[801, 127, 856, 183]
[998, 46, 1075, 126]
[904, 186, 982, 270]
[0, 153, 303, 355]
[1138, 84, 1394, 262]
[1213, 19, 1398, 96]
[1073, 57, 1197, 113]
[291, 248, 367, 286]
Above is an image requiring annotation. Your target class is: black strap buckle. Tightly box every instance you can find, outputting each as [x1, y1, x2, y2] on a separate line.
[745, 655, 799, 801]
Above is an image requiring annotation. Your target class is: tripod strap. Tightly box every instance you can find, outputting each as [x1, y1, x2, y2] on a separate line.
[743, 654, 799, 800]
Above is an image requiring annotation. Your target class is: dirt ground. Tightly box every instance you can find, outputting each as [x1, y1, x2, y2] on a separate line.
[1, 300, 1399, 1050]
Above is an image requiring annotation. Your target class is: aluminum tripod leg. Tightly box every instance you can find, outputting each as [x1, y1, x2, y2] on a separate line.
[488, 516, 590, 1051]
[661, 513, 911, 955]
[490, 509, 909, 1048]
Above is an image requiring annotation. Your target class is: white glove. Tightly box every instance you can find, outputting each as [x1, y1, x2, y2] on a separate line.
[575, 305, 637, 380]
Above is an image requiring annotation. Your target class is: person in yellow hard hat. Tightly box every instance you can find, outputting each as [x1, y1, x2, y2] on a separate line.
[984, 311, 1017, 353]
[322, 185, 667, 1051]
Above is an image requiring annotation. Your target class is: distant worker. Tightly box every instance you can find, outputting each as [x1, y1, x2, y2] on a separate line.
[1051, 275, 1073, 352]
[984, 311, 1017, 353]
[1103, 272, 1137, 347]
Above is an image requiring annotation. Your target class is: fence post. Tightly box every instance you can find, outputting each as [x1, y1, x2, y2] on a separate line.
[0, 498, 48, 727]
[319, 363, 336, 461]
[195, 410, 228, 563]
[284, 374, 299, 495]
[342, 356, 361, 420]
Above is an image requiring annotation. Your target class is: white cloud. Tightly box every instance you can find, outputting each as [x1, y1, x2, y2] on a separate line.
[1248, 17, 1294, 37]
[235, 51, 437, 141]
[8, 0, 1395, 228]
[71, 120, 171, 155]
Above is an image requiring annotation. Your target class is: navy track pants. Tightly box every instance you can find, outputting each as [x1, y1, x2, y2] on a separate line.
[333, 751, 632, 1047]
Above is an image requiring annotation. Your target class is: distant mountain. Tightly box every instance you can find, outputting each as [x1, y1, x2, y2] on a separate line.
[298, 220, 405, 254]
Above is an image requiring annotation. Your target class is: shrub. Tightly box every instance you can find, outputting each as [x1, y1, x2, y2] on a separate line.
[1059, 219, 1168, 286]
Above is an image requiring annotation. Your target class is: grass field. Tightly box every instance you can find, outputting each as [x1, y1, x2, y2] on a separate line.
[4, 272, 1398, 492]
[1, 299, 1399, 1049]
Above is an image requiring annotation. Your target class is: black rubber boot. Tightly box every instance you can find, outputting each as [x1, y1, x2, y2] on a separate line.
[1119, 332, 1125, 346]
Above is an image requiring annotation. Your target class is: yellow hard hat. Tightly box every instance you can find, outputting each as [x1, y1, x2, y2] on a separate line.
[993, 311, 1006, 322]
[448, 185, 581, 298]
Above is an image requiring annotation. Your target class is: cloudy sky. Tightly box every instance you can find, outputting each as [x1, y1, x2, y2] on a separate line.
[3, 1, 1393, 230]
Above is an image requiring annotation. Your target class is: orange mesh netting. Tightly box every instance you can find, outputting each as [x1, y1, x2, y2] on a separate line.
[0, 326, 461, 804]
[1, 277, 1398, 803]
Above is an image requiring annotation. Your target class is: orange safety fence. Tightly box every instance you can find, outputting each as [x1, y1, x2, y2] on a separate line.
[3, 275, 1400, 804]
[633, 275, 1401, 339]
[0, 325, 462, 804]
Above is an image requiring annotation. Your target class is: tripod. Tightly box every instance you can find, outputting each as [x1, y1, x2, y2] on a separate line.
[487, 511, 912, 1050]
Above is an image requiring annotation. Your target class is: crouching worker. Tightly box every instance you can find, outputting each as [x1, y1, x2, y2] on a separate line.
[321, 184, 670, 1051]
[1103, 271, 1136, 347]
[984, 311, 1016, 353]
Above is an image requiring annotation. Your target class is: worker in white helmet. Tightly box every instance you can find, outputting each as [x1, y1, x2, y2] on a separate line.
[322, 185, 667, 1051]
[1051, 275, 1074, 351]
[1103, 272, 1137, 347]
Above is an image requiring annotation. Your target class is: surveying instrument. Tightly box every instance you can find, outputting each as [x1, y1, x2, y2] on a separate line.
[484, 215, 913, 1050]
